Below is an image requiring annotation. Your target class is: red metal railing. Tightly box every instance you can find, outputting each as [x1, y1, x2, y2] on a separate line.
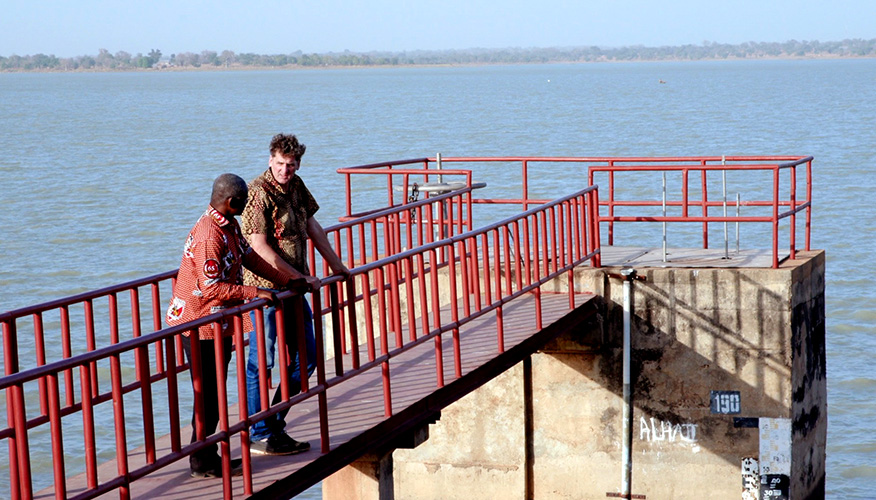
[341, 156, 813, 268]
[586, 156, 813, 268]
[0, 188, 473, 500]
[310, 180, 477, 283]
[1, 179, 599, 499]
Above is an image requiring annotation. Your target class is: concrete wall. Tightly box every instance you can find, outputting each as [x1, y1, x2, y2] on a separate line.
[327, 251, 826, 499]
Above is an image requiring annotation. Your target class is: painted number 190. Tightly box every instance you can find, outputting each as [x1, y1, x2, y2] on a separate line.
[710, 390, 741, 414]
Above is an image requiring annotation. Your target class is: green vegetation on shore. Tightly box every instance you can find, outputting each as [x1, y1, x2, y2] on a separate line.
[3, 38, 875, 72]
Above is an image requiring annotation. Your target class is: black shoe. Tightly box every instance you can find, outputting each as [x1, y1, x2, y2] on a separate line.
[250, 432, 310, 456]
[190, 458, 243, 478]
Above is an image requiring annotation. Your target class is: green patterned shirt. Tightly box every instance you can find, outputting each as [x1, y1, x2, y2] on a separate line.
[241, 168, 319, 288]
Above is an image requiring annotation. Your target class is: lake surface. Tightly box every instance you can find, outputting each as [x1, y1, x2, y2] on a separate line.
[1, 59, 875, 498]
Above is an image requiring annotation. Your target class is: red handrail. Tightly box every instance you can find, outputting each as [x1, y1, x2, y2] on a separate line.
[1, 179, 598, 499]
[585, 156, 813, 268]
[341, 156, 812, 268]
[0, 188, 469, 499]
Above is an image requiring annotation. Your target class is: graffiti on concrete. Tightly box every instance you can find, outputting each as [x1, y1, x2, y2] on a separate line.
[638, 416, 697, 443]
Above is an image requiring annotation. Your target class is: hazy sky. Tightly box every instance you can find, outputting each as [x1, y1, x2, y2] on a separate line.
[3, 0, 874, 57]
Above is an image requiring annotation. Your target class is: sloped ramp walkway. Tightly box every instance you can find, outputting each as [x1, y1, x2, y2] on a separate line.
[44, 291, 597, 499]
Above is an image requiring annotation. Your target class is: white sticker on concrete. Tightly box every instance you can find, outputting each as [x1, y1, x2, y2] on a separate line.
[759, 418, 791, 476]
[741, 457, 759, 500]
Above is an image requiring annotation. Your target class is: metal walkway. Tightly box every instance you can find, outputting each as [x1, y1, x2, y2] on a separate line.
[41, 292, 596, 499]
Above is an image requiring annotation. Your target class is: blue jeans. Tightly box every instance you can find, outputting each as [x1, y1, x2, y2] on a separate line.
[246, 298, 316, 441]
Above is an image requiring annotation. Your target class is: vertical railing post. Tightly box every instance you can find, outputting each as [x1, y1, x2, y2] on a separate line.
[232, 315, 253, 495]
[33, 313, 48, 417]
[151, 282, 165, 374]
[251, 307, 269, 420]
[503, 224, 513, 298]
[548, 205, 559, 274]
[345, 278, 361, 370]
[790, 164, 797, 260]
[131, 289, 157, 464]
[47, 372, 66, 500]
[60, 306, 75, 406]
[661, 171, 668, 261]
[608, 165, 616, 245]
[448, 240, 462, 379]
[189, 330, 206, 444]
[344, 173, 352, 218]
[362, 272, 376, 362]
[701, 161, 709, 249]
[590, 187, 602, 268]
[80, 362, 98, 488]
[468, 235, 481, 311]
[329, 283, 345, 376]
[493, 229, 505, 354]
[429, 248, 444, 388]
[108, 293, 131, 500]
[211, 323, 232, 498]
[164, 333, 181, 453]
[311, 290, 332, 453]
[458, 239, 472, 319]
[275, 304, 291, 402]
[11, 378, 31, 500]
[513, 220, 523, 291]
[83, 300, 98, 398]
[293, 296, 310, 394]
[806, 159, 813, 251]
[772, 167, 781, 268]
[522, 160, 530, 212]
[722, 162, 729, 259]
[4, 319, 25, 500]
[417, 252, 431, 344]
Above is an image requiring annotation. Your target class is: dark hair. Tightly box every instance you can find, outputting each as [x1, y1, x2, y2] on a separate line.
[211, 173, 248, 205]
[269, 133, 306, 162]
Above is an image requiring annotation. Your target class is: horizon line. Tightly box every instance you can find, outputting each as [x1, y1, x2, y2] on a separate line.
[4, 36, 876, 59]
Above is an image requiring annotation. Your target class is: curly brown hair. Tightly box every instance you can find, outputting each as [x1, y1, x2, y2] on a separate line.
[269, 133, 306, 162]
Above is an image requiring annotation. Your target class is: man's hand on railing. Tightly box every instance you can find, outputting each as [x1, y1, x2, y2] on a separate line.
[287, 275, 322, 292]
[332, 264, 352, 282]
[255, 287, 279, 306]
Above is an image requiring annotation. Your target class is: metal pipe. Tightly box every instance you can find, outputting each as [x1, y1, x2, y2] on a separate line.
[436, 152, 443, 184]
[662, 172, 667, 262]
[736, 193, 741, 254]
[722, 156, 729, 259]
[620, 267, 637, 499]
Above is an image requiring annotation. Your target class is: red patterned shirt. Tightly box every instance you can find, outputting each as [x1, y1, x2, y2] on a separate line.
[241, 169, 319, 289]
[166, 206, 290, 339]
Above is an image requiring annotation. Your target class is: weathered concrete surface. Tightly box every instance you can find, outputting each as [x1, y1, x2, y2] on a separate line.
[326, 250, 826, 499]
[392, 363, 527, 500]
[322, 452, 394, 500]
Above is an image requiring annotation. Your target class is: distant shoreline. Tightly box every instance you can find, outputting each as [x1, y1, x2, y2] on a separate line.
[3, 39, 875, 73]
[2, 53, 875, 75]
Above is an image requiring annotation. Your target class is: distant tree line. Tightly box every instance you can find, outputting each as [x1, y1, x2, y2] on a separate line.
[2, 39, 875, 71]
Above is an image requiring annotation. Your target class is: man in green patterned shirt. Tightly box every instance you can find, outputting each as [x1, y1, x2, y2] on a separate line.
[241, 133, 350, 455]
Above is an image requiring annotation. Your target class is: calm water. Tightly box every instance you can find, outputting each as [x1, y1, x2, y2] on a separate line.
[1, 59, 875, 498]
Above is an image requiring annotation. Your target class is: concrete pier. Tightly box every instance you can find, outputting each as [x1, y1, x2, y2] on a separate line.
[325, 249, 826, 499]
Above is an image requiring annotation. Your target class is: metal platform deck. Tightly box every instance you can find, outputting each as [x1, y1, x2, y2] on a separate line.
[599, 246, 788, 269]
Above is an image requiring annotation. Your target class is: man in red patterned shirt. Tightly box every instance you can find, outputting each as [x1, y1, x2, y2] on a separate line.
[166, 173, 298, 479]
